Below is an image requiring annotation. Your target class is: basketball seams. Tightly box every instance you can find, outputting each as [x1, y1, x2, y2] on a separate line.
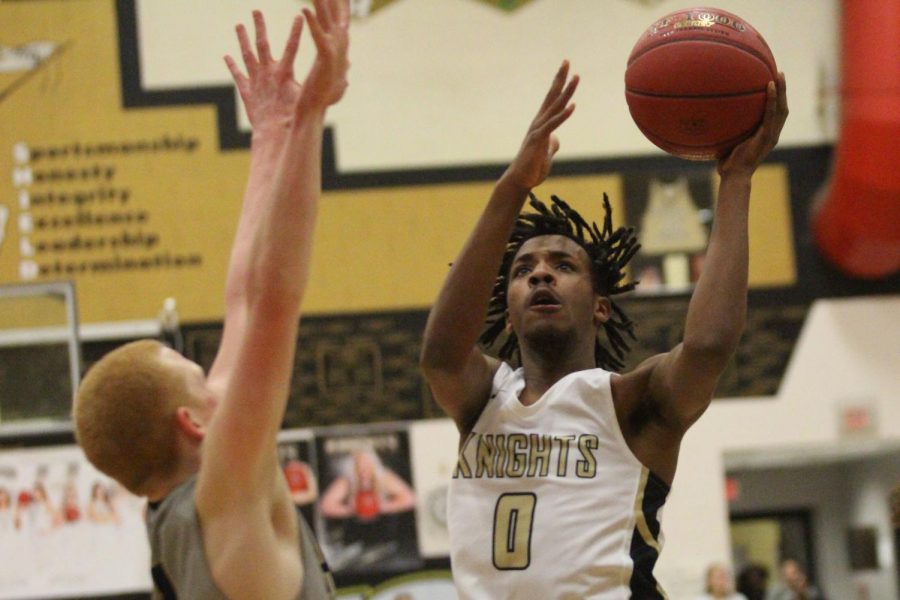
[626, 88, 767, 100]
[627, 37, 776, 78]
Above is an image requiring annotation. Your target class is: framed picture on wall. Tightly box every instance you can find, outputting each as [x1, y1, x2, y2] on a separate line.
[314, 424, 421, 577]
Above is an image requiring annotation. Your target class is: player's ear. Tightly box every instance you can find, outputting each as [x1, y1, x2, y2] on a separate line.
[504, 310, 513, 334]
[593, 296, 611, 326]
[175, 406, 206, 441]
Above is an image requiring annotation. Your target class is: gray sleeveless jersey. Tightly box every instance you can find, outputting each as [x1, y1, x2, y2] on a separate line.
[147, 476, 336, 599]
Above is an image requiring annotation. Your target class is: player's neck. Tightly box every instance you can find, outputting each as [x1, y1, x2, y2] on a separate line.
[145, 451, 202, 503]
[518, 344, 595, 403]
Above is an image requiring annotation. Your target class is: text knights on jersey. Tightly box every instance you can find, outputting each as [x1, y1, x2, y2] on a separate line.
[454, 432, 602, 479]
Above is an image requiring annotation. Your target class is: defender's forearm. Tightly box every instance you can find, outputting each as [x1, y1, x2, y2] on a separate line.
[247, 111, 326, 310]
[223, 128, 293, 309]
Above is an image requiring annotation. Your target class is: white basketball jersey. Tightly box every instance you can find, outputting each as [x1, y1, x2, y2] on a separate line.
[447, 364, 669, 600]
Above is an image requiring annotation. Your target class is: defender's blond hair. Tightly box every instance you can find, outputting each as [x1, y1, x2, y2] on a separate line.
[74, 340, 190, 495]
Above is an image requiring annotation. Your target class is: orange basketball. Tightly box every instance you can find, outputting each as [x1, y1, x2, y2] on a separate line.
[625, 7, 777, 160]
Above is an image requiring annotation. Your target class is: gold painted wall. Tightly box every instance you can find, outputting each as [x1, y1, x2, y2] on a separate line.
[1, 0, 796, 326]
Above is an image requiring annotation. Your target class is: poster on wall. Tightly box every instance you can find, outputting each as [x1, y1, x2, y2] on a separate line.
[316, 425, 422, 576]
[0, 445, 151, 599]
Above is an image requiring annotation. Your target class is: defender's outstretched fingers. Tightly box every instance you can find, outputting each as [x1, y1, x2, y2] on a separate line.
[223, 55, 247, 89]
[334, 0, 351, 28]
[280, 15, 305, 77]
[235, 23, 258, 78]
[313, 0, 334, 32]
[252, 10, 273, 64]
[303, 8, 327, 53]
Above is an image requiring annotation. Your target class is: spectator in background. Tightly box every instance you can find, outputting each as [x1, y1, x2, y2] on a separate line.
[736, 563, 770, 600]
[697, 562, 747, 600]
[769, 559, 824, 600]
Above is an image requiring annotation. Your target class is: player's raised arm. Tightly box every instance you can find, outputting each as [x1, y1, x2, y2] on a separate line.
[420, 62, 578, 434]
[207, 11, 306, 395]
[618, 74, 788, 479]
[198, 0, 350, 503]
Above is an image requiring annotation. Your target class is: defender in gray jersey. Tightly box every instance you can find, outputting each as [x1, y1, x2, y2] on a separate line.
[73, 2, 350, 598]
[421, 63, 788, 598]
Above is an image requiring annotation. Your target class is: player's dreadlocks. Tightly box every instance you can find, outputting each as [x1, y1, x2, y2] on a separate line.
[479, 192, 641, 371]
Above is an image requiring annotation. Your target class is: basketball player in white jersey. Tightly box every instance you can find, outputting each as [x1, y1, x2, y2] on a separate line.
[420, 62, 788, 599]
[73, 2, 350, 598]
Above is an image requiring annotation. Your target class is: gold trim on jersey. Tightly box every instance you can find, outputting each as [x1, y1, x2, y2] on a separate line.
[633, 467, 661, 553]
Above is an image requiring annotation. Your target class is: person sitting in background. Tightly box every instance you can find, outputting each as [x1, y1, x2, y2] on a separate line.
[769, 559, 824, 600]
[736, 563, 770, 600]
[697, 562, 747, 600]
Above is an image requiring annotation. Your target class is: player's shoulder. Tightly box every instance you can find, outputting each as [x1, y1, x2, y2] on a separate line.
[610, 352, 670, 414]
[614, 352, 667, 386]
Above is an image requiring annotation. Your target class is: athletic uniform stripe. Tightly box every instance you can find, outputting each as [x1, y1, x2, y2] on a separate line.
[629, 467, 670, 599]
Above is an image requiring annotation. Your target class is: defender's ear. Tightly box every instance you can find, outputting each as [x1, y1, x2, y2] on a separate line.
[174, 406, 206, 441]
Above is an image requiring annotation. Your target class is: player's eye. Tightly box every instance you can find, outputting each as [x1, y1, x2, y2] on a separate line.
[512, 265, 531, 277]
[557, 262, 575, 272]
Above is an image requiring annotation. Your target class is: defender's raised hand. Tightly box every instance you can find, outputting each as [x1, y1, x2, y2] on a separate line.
[504, 61, 580, 191]
[298, 0, 351, 112]
[718, 72, 788, 177]
[225, 11, 305, 132]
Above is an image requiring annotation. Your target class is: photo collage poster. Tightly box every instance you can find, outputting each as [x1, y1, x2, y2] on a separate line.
[0, 445, 151, 600]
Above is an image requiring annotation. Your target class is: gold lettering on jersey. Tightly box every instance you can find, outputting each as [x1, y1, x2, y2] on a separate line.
[554, 435, 575, 477]
[507, 434, 528, 477]
[476, 434, 498, 478]
[453, 432, 476, 479]
[493, 434, 508, 475]
[575, 435, 599, 478]
[527, 434, 552, 477]
[455, 431, 602, 479]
